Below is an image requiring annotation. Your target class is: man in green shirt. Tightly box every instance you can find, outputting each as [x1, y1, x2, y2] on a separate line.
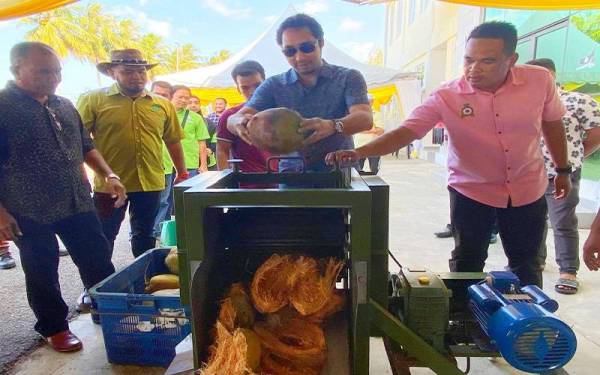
[153, 85, 210, 238]
[77, 49, 187, 258]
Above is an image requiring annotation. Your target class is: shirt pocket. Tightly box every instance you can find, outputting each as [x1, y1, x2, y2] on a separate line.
[139, 109, 166, 136]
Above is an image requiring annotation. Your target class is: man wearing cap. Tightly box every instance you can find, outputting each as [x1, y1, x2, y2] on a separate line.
[78, 49, 187, 258]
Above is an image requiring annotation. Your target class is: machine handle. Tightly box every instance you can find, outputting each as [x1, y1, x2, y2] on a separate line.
[227, 159, 243, 173]
[266, 156, 306, 173]
[332, 159, 356, 172]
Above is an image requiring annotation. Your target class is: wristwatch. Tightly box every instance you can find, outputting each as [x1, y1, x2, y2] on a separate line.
[333, 119, 344, 134]
[554, 166, 573, 176]
[107, 173, 120, 181]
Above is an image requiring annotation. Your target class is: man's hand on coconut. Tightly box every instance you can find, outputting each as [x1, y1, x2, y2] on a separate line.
[300, 118, 336, 146]
[233, 113, 254, 145]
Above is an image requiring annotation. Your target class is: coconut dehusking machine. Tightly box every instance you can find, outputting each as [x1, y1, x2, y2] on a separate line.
[172, 161, 577, 374]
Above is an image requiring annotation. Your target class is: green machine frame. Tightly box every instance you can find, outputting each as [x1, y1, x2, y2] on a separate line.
[172, 168, 470, 374]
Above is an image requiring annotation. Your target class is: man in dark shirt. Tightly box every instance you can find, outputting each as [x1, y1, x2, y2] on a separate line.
[216, 60, 269, 172]
[0, 42, 125, 352]
[227, 13, 372, 172]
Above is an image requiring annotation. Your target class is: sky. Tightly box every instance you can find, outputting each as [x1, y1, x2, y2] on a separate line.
[0, 0, 385, 101]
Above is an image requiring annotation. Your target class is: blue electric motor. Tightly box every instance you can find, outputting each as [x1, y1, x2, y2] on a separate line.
[468, 272, 576, 373]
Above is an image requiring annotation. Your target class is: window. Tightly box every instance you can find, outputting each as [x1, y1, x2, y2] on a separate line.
[534, 26, 568, 73]
[515, 39, 533, 63]
[394, 1, 404, 36]
[409, 0, 417, 24]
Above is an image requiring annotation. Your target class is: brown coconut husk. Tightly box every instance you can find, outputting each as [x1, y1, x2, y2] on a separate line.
[254, 316, 326, 368]
[250, 254, 295, 313]
[261, 350, 321, 375]
[304, 290, 345, 324]
[201, 322, 260, 375]
[218, 283, 256, 332]
[289, 257, 345, 316]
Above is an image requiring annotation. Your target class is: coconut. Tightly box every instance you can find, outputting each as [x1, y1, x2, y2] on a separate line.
[164, 247, 179, 275]
[218, 283, 256, 332]
[247, 108, 305, 154]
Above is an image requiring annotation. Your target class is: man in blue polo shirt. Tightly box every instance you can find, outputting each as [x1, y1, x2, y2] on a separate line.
[227, 13, 373, 172]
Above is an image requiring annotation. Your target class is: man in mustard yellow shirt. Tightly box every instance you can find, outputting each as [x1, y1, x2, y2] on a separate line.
[78, 49, 187, 258]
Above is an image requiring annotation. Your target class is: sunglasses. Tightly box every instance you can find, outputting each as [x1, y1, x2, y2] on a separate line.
[282, 40, 319, 57]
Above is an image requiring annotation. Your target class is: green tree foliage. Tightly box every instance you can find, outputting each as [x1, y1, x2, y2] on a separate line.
[20, 2, 230, 82]
[367, 47, 384, 67]
[205, 49, 232, 65]
[571, 12, 600, 43]
[163, 43, 202, 73]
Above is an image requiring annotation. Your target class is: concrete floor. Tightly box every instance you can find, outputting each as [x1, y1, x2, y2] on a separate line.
[7, 158, 600, 374]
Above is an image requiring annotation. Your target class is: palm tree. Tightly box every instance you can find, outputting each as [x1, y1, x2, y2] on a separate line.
[21, 5, 94, 61]
[78, 4, 129, 84]
[137, 33, 169, 79]
[205, 49, 232, 65]
[21, 3, 132, 84]
[164, 43, 201, 72]
[21, 1, 225, 82]
[571, 11, 600, 43]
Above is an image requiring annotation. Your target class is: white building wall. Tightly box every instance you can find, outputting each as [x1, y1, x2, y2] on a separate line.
[383, 1, 483, 161]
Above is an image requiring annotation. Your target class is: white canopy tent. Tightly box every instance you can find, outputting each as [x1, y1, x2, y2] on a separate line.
[155, 5, 419, 110]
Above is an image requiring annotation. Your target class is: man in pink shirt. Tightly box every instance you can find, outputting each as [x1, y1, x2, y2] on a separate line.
[327, 22, 571, 287]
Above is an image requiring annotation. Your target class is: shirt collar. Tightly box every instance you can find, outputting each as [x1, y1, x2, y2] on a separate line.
[6, 80, 59, 106]
[108, 82, 151, 98]
[457, 66, 524, 94]
[284, 60, 332, 85]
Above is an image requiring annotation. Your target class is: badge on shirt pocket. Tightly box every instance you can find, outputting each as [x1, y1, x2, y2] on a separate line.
[460, 103, 474, 118]
[151, 104, 162, 112]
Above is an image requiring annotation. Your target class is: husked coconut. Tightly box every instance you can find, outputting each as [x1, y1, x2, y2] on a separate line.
[246, 108, 305, 154]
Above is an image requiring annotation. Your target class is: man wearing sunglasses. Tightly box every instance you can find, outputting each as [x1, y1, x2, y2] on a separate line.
[227, 13, 372, 172]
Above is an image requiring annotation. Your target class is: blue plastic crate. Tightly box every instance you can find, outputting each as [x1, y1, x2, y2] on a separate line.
[89, 248, 191, 367]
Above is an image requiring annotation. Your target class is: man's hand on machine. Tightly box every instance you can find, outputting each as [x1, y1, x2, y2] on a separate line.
[174, 170, 190, 184]
[325, 149, 361, 166]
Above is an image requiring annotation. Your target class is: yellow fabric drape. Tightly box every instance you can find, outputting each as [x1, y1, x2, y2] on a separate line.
[0, 0, 78, 20]
[191, 84, 399, 111]
[439, 0, 600, 10]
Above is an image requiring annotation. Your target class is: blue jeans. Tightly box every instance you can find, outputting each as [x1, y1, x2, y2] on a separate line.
[153, 174, 175, 238]
[94, 191, 161, 258]
[152, 169, 198, 238]
[13, 211, 114, 337]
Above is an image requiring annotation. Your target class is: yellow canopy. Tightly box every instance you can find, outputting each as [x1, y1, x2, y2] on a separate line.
[440, 0, 600, 10]
[191, 83, 399, 111]
[0, 0, 78, 20]
[2, 0, 598, 21]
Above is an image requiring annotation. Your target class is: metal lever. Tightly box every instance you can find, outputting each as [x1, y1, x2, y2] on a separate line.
[227, 159, 243, 173]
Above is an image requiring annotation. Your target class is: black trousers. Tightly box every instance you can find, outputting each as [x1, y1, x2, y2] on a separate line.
[94, 191, 161, 258]
[449, 187, 546, 287]
[13, 211, 115, 337]
[358, 156, 381, 175]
